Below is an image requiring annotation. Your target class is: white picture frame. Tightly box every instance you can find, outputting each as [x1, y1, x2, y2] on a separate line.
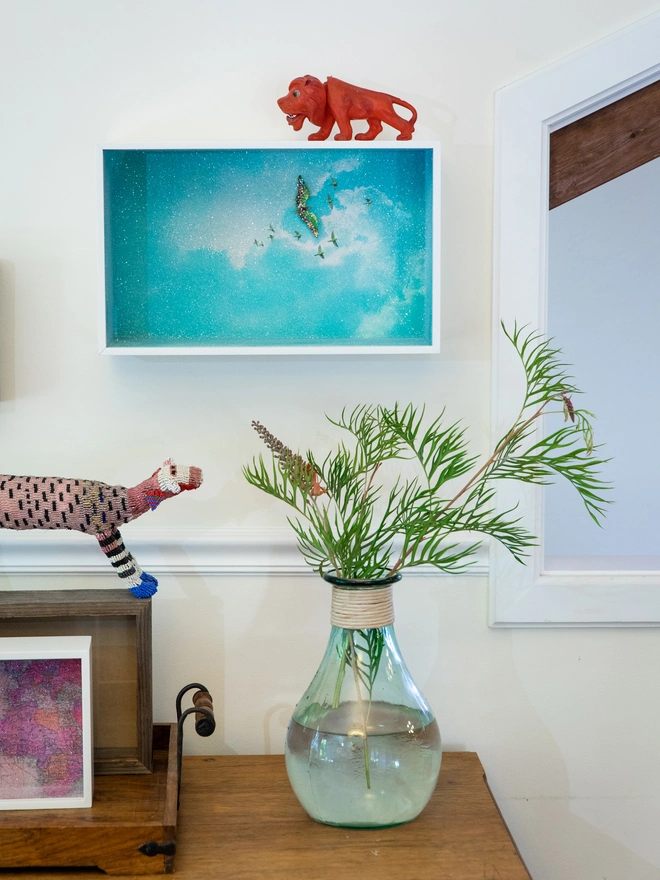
[99, 141, 440, 356]
[490, 11, 660, 626]
[0, 636, 93, 809]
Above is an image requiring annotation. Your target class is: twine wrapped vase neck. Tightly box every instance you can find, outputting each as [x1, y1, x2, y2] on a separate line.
[324, 572, 402, 629]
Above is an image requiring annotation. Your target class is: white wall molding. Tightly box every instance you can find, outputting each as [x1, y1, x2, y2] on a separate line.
[491, 10, 660, 626]
[0, 528, 488, 577]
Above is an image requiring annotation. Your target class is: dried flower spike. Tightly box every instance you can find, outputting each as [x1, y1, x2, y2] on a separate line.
[562, 394, 576, 423]
[251, 421, 326, 497]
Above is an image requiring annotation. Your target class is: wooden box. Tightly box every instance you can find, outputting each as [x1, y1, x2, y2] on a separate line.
[0, 589, 153, 774]
[0, 724, 177, 875]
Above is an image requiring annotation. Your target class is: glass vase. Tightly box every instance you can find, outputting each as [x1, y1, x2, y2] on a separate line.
[284, 573, 441, 828]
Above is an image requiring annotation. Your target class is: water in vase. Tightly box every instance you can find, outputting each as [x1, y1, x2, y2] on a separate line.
[285, 700, 441, 828]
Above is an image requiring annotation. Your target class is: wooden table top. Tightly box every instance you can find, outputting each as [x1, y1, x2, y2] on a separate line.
[0, 751, 531, 879]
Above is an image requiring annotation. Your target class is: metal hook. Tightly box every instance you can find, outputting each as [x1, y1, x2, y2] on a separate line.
[175, 682, 216, 808]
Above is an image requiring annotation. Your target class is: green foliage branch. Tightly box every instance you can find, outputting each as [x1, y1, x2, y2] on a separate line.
[244, 324, 610, 582]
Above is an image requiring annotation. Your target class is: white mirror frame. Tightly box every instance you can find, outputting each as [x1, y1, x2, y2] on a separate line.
[490, 11, 660, 626]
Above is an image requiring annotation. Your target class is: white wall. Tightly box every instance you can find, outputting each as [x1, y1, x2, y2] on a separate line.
[2, 2, 660, 878]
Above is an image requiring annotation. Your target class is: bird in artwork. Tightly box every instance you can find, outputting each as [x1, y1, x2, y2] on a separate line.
[328, 231, 339, 247]
[315, 246, 325, 259]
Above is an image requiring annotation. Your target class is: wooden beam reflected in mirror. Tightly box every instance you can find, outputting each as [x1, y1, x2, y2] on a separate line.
[550, 77, 660, 209]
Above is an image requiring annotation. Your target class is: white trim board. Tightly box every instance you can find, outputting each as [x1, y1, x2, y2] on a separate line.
[0, 528, 488, 578]
[490, 10, 660, 627]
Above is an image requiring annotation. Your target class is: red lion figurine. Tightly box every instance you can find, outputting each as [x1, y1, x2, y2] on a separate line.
[277, 75, 417, 141]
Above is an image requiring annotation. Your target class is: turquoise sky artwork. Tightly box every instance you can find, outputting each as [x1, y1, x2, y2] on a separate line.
[104, 147, 435, 349]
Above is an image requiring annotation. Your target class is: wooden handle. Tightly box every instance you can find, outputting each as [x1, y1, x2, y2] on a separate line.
[192, 690, 214, 734]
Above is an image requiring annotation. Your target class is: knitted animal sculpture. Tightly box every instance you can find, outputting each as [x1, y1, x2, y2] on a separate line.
[0, 459, 203, 598]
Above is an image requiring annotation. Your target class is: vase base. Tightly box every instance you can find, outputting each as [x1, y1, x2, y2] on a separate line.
[310, 815, 419, 829]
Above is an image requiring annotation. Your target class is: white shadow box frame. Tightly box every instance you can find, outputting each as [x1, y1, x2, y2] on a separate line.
[0, 636, 93, 810]
[99, 141, 440, 356]
[490, 11, 660, 626]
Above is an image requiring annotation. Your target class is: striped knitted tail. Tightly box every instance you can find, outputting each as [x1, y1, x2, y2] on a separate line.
[97, 527, 158, 598]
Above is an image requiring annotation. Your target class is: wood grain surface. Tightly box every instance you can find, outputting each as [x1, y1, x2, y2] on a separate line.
[550, 77, 660, 209]
[0, 724, 176, 875]
[0, 751, 531, 879]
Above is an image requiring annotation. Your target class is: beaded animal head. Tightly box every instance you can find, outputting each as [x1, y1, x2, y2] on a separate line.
[154, 458, 203, 494]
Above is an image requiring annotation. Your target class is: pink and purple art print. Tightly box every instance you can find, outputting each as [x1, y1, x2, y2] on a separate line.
[0, 636, 92, 809]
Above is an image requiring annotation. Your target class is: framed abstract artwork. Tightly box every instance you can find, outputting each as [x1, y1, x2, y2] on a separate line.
[99, 142, 440, 355]
[0, 635, 93, 810]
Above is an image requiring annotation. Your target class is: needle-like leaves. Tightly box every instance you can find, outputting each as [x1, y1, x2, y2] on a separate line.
[243, 325, 611, 580]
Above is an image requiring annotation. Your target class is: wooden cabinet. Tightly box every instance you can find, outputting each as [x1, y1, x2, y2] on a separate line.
[0, 750, 530, 878]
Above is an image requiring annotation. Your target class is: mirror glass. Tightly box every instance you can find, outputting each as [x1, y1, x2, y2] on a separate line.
[544, 156, 660, 571]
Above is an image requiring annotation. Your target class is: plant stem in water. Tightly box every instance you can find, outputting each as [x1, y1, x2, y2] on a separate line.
[332, 634, 349, 709]
[348, 631, 371, 789]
